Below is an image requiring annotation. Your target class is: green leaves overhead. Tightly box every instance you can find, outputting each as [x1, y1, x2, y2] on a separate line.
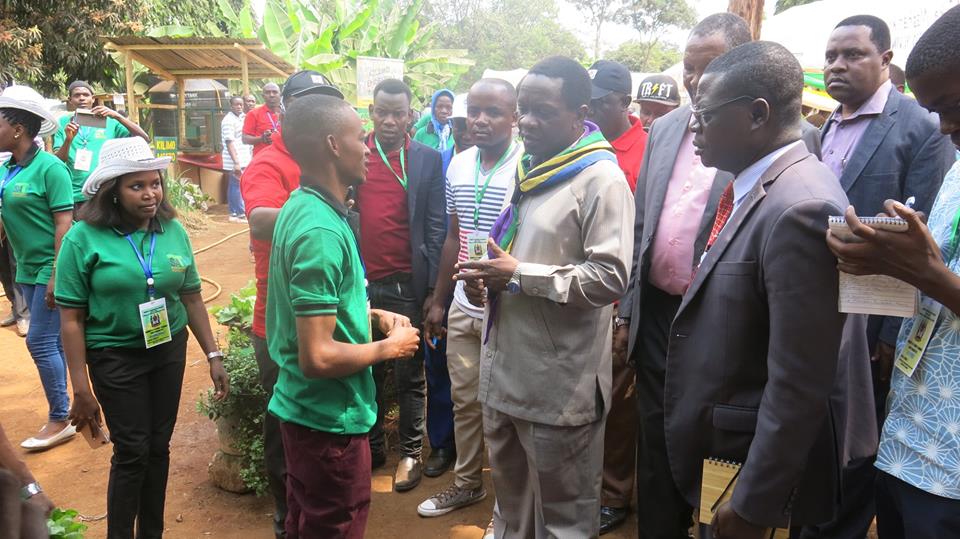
[218, 0, 472, 105]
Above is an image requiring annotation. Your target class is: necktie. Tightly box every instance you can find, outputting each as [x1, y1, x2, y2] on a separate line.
[705, 181, 735, 252]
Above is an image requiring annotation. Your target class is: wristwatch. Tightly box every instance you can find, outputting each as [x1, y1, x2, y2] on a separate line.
[614, 316, 630, 329]
[21, 481, 42, 500]
[207, 350, 225, 362]
[506, 267, 522, 295]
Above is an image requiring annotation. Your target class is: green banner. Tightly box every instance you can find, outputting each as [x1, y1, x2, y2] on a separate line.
[154, 136, 178, 161]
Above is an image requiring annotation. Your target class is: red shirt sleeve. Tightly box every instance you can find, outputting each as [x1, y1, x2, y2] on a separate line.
[242, 109, 257, 137]
[241, 159, 291, 214]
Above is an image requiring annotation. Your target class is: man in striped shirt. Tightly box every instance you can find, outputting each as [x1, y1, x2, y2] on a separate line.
[419, 78, 521, 518]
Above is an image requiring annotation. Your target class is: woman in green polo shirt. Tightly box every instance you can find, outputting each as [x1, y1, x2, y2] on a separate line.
[55, 137, 229, 539]
[0, 94, 76, 452]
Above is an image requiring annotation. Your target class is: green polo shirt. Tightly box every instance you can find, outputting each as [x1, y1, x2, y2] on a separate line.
[413, 123, 441, 150]
[266, 184, 375, 434]
[55, 219, 202, 349]
[53, 115, 130, 202]
[0, 148, 73, 285]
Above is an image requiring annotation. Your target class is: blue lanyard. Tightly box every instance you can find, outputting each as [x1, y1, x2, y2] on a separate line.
[0, 165, 23, 210]
[125, 232, 158, 299]
[267, 111, 279, 131]
[75, 127, 92, 148]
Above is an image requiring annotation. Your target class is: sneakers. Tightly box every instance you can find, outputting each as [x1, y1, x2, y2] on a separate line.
[417, 484, 487, 517]
[228, 214, 248, 224]
[0, 313, 15, 327]
[16, 318, 28, 337]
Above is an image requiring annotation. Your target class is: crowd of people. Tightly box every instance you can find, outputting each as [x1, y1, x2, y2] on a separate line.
[2, 5, 960, 539]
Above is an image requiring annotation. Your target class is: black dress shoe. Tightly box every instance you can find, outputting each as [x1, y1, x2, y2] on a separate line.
[599, 505, 628, 535]
[423, 448, 456, 477]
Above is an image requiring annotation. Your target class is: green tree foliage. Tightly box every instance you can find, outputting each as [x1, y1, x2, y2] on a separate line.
[428, 0, 587, 88]
[604, 39, 681, 72]
[215, 0, 473, 105]
[775, 0, 818, 14]
[619, 0, 696, 73]
[0, 0, 144, 95]
[571, 0, 624, 60]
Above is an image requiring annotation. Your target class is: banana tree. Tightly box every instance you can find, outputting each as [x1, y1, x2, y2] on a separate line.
[217, 0, 473, 105]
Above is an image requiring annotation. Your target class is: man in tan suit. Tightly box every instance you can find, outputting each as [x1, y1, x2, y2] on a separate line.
[456, 56, 634, 538]
[666, 41, 854, 538]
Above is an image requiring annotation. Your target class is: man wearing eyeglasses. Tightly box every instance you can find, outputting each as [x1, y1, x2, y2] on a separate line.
[616, 13, 821, 538]
[668, 40, 852, 539]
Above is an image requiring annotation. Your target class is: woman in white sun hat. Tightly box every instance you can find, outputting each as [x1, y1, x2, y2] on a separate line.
[55, 137, 229, 538]
[0, 91, 76, 452]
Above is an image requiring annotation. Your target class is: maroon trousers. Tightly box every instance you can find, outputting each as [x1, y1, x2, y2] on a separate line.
[280, 421, 371, 539]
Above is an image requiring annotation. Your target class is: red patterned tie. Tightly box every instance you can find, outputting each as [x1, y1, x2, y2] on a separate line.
[705, 181, 735, 252]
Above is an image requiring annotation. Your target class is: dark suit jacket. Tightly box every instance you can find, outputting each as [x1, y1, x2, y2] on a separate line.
[620, 105, 821, 359]
[664, 145, 849, 528]
[821, 86, 954, 346]
[356, 140, 446, 305]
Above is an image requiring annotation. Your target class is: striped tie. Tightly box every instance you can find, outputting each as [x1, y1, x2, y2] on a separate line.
[705, 181, 735, 252]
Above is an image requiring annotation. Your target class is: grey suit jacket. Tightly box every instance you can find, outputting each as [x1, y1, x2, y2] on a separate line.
[620, 105, 821, 359]
[664, 145, 851, 528]
[356, 140, 446, 305]
[821, 87, 954, 345]
[479, 159, 634, 426]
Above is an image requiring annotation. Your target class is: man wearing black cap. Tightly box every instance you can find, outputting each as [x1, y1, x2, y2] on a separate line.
[586, 59, 648, 534]
[588, 60, 648, 192]
[240, 70, 343, 539]
[635, 74, 681, 131]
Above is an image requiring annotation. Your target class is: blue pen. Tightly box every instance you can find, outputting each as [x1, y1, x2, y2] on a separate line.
[431, 337, 438, 347]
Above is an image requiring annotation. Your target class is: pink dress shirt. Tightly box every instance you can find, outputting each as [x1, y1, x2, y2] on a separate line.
[648, 129, 717, 295]
[821, 80, 892, 180]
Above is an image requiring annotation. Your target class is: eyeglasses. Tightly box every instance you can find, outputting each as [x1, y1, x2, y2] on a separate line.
[689, 95, 756, 127]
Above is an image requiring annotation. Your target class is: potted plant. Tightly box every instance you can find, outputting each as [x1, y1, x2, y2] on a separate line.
[198, 283, 269, 495]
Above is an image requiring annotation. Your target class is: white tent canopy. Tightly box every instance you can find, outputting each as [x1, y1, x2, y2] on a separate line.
[760, 0, 960, 69]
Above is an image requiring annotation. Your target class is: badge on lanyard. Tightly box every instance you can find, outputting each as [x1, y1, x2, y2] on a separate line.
[74, 148, 93, 172]
[127, 232, 172, 348]
[466, 231, 487, 261]
[895, 298, 941, 377]
[140, 297, 173, 348]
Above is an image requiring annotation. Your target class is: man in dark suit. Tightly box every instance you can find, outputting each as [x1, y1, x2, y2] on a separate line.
[809, 16, 955, 538]
[615, 13, 821, 538]
[356, 79, 446, 492]
[666, 40, 852, 538]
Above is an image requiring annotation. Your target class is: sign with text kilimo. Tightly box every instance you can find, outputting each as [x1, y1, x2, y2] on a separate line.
[356, 56, 404, 108]
[154, 136, 178, 161]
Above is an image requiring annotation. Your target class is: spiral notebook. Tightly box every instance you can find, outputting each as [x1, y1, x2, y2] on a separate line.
[828, 216, 918, 318]
[698, 458, 790, 539]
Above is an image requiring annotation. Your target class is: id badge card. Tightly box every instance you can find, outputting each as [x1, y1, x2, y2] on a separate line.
[74, 148, 93, 172]
[466, 231, 487, 261]
[894, 298, 942, 377]
[139, 297, 173, 349]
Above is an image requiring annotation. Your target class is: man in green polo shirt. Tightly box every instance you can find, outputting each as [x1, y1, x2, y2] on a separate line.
[266, 94, 420, 538]
[53, 81, 149, 204]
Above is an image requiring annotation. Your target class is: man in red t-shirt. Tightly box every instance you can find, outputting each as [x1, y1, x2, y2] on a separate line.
[240, 70, 343, 539]
[356, 79, 446, 493]
[586, 59, 647, 534]
[243, 82, 282, 155]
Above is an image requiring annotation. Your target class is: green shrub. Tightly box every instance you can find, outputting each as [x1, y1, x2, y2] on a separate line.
[47, 508, 87, 539]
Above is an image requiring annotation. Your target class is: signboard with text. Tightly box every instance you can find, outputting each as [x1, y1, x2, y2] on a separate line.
[154, 136, 178, 161]
[356, 56, 404, 108]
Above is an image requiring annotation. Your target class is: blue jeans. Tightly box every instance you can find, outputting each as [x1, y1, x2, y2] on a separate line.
[21, 283, 69, 422]
[228, 171, 245, 216]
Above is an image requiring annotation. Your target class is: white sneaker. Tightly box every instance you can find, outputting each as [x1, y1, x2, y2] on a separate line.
[417, 484, 486, 517]
[16, 318, 28, 337]
[228, 215, 241, 223]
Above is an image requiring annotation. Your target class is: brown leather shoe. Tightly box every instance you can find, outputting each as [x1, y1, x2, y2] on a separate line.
[394, 456, 422, 492]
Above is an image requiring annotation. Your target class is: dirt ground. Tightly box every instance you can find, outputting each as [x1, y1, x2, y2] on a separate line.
[1, 208, 639, 538]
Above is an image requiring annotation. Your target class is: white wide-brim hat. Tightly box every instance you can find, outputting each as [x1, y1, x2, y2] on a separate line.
[0, 85, 58, 137]
[82, 137, 171, 199]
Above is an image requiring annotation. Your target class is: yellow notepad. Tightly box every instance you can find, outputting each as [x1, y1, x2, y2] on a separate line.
[698, 458, 790, 539]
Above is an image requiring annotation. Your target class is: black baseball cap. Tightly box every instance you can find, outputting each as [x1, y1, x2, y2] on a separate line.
[282, 70, 343, 100]
[588, 60, 632, 100]
[635, 74, 681, 106]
